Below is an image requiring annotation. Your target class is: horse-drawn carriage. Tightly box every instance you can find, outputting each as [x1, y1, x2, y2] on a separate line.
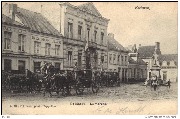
[99, 71, 120, 87]
[3, 70, 26, 91]
[75, 69, 99, 95]
[42, 68, 99, 97]
[2, 69, 43, 93]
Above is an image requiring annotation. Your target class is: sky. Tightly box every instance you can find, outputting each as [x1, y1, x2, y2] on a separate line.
[2, 2, 178, 54]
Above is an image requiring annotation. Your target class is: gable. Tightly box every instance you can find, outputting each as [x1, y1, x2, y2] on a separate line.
[78, 2, 102, 17]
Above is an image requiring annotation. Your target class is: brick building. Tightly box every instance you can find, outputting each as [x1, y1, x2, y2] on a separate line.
[2, 4, 64, 72]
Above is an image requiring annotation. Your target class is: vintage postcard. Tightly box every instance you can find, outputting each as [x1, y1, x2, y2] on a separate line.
[1, 2, 178, 115]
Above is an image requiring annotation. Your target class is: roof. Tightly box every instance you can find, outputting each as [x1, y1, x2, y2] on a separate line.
[129, 57, 136, 64]
[107, 36, 128, 53]
[125, 47, 133, 53]
[128, 57, 147, 65]
[77, 2, 102, 17]
[158, 54, 178, 63]
[15, 7, 62, 37]
[138, 46, 155, 58]
[2, 14, 25, 27]
[138, 58, 147, 65]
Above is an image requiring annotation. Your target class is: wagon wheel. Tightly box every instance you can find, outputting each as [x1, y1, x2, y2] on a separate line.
[34, 83, 42, 92]
[92, 82, 99, 93]
[76, 83, 84, 95]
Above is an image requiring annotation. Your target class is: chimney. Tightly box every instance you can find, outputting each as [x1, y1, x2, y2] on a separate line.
[108, 33, 114, 39]
[155, 42, 161, 55]
[9, 4, 17, 21]
[133, 44, 137, 53]
[155, 42, 160, 50]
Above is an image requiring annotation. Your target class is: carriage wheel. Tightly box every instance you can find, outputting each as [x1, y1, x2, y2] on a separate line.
[62, 87, 69, 96]
[76, 83, 84, 95]
[92, 82, 99, 93]
[101, 80, 107, 87]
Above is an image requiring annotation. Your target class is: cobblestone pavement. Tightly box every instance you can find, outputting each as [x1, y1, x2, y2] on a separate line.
[2, 83, 178, 115]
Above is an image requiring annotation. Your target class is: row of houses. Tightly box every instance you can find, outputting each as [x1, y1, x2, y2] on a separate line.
[2, 3, 177, 82]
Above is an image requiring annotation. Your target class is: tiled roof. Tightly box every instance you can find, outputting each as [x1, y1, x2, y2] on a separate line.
[107, 36, 128, 52]
[125, 47, 133, 53]
[77, 2, 102, 17]
[158, 54, 178, 63]
[138, 46, 155, 58]
[16, 7, 62, 37]
[2, 14, 25, 27]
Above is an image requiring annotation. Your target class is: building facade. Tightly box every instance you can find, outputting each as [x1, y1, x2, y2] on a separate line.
[2, 4, 64, 72]
[59, 2, 109, 70]
[158, 54, 178, 82]
[128, 52, 147, 82]
[107, 33, 129, 82]
[136, 42, 177, 82]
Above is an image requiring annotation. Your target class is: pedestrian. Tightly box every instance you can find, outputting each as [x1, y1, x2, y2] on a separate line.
[167, 79, 171, 89]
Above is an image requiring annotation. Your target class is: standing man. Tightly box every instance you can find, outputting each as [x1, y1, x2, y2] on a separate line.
[167, 79, 171, 89]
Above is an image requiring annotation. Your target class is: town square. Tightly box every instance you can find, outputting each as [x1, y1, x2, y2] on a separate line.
[1, 2, 178, 115]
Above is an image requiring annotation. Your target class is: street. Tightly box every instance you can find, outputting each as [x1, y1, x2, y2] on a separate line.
[2, 83, 177, 115]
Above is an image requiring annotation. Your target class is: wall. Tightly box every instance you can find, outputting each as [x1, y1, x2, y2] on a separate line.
[60, 3, 109, 70]
[2, 24, 31, 70]
[160, 68, 177, 82]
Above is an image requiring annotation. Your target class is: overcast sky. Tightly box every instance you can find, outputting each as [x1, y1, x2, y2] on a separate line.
[2, 2, 178, 54]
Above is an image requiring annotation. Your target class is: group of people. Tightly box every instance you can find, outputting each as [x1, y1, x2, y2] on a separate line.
[144, 75, 171, 91]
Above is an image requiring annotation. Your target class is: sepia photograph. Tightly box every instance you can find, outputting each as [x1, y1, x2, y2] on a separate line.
[1, 1, 178, 115]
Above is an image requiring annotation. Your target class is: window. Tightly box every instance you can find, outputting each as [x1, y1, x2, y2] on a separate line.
[4, 59, 11, 71]
[131, 69, 133, 78]
[68, 22, 73, 38]
[113, 54, 116, 64]
[94, 30, 97, 42]
[78, 52, 82, 68]
[18, 34, 25, 52]
[34, 41, 41, 54]
[18, 60, 25, 73]
[55, 45, 60, 56]
[163, 71, 167, 80]
[34, 62, 41, 73]
[109, 54, 112, 63]
[117, 55, 120, 64]
[101, 32, 104, 44]
[134, 68, 136, 78]
[68, 51, 72, 66]
[101, 55, 104, 63]
[55, 63, 61, 70]
[4, 31, 12, 50]
[78, 25, 82, 40]
[45, 43, 51, 55]
[87, 28, 90, 41]
[121, 56, 123, 65]
[125, 56, 127, 65]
